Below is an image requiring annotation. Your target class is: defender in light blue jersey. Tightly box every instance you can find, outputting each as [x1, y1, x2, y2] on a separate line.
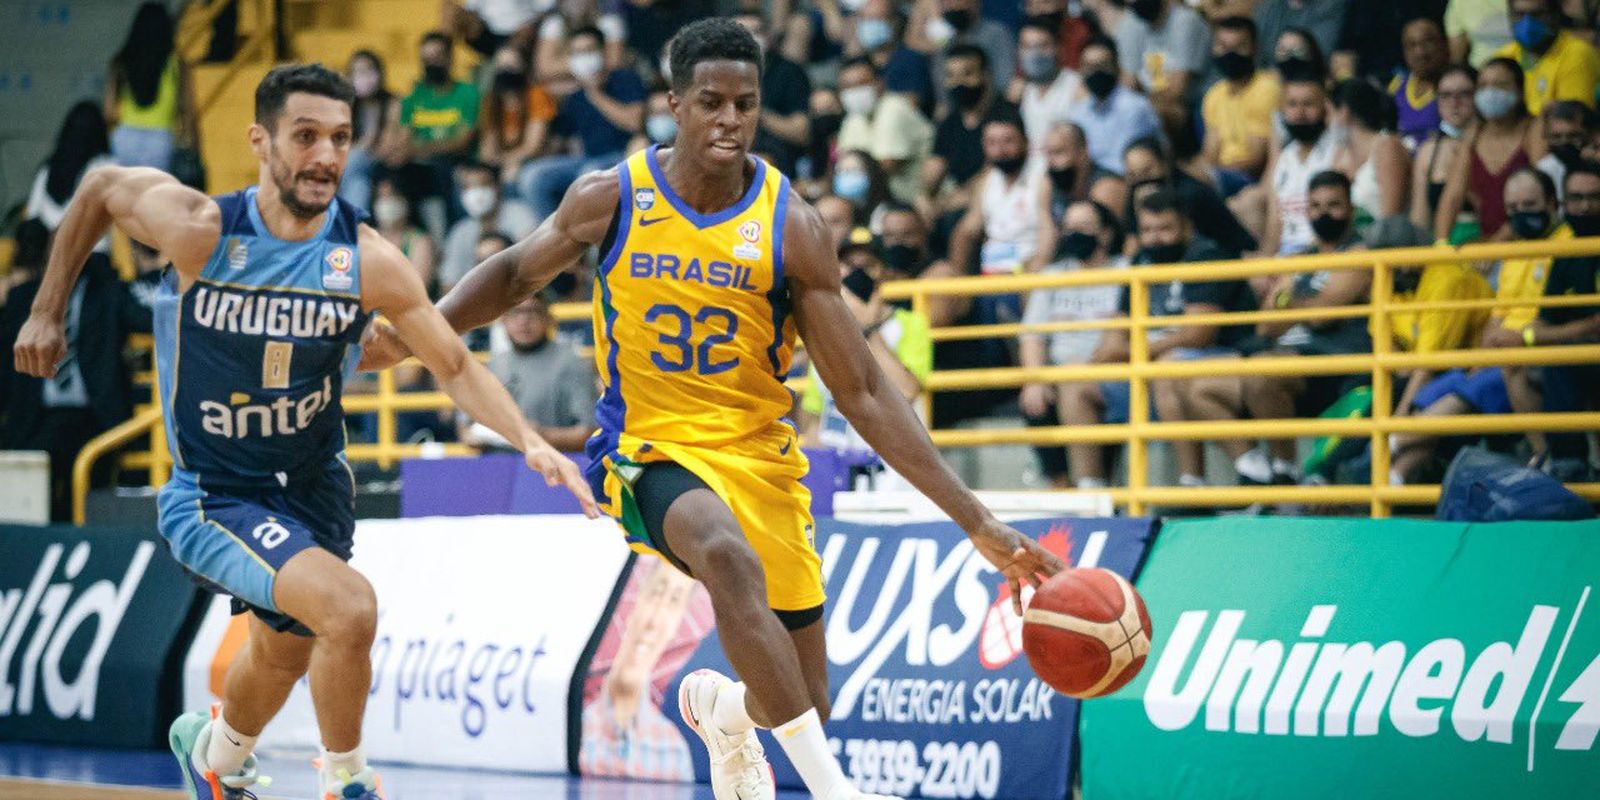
[13, 64, 596, 800]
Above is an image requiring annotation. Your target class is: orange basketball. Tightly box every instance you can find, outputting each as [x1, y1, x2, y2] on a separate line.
[1022, 568, 1152, 699]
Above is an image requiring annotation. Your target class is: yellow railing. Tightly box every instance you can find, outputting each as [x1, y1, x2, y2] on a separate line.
[77, 239, 1600, 521]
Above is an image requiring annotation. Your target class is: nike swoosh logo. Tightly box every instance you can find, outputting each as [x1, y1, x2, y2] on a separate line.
[639, 216, 671, 226]
[224, 733, 242, 746]
[778, 438, 793, 456]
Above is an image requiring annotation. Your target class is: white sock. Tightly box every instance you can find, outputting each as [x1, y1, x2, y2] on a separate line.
[1076, 477, 1108, 490]
[1178, 473, 1207, 488]
[712, 681, 759, 735]
[204, 713, 255, 777]
[320, 744, 366, 784]
[1233, 449, 1272, 482]
[774, 708, 849, 798]
[1270, 457, 1300, 479]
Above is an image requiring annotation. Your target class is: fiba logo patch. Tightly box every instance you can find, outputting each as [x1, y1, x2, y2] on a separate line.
[734, 219, 763, 261]
[739, 220, 762, 243]
[323, 246, 354, 290]
[226, 238, 248, 270]
[634, 187, 656, 211]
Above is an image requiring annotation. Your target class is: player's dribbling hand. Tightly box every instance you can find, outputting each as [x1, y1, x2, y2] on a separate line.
[357, 319, 412, 371]
[12, 316, 67, 379]
[525, 442, 601, 519]
[968, 519, 1067, 616]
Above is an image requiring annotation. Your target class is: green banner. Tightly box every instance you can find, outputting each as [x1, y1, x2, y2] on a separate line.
[1081, 517, 1600, 799]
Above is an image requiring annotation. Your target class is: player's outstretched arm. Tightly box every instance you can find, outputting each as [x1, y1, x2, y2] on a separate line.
[359, 227, 599, 517]
[360, 168, 619, 371]
[787, 196, 1064, 611]
[14, 166, 218, 378]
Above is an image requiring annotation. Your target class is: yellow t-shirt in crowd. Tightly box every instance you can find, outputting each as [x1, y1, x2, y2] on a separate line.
[1391, 261, 1492, 353]
[1495, 30, 1600, 114]
[1494, 223, 1570, 329]
[1201, 71, 1280, 171]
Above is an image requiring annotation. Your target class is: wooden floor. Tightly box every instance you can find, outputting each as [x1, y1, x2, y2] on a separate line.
[0, 777, 184, 799]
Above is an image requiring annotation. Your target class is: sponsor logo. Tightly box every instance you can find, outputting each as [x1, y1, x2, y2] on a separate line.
[634, 187, 656, 211]
[198, 375, 333, 439]
[226, 238, 248, 270]
[323, 246, 354, 290]
[191, 286, 360, 339]
[0, 542, 153, 721]
[1141, 593, 1600, 767]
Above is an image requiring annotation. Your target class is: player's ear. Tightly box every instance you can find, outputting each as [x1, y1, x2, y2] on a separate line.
[248, 123, 269, 160]
[667, 90, 679, 116]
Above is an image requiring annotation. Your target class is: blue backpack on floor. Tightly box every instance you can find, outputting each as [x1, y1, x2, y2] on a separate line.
[1437, 447, 1596, 521]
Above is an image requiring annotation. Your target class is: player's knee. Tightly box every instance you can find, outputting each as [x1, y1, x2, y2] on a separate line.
[254, 638, 313, 677]
[311, 576, 378, 646]
[697, 536, 765, 597]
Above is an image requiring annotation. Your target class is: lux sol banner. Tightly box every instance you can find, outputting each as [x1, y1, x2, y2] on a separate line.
[1081, 517, 1600, 799]
[181, 515, 632, 772]
[0, 524, 206, 747]
[585, 517, 1155, 800]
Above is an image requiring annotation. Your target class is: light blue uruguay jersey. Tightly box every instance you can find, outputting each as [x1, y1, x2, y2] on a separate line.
[153, 187, 371, 490]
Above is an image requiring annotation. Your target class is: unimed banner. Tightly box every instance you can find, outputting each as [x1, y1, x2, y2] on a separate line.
[1081, 517, 1600, 799]
[181, 515, 631, 772]
[0, 524, 205, 747]
[585, 517, 1155, 800]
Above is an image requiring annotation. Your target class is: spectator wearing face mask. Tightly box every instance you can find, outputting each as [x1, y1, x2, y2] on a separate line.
[734, 8, 813, 176]
[534, 2, 628, 83]
[950, 114, 1046, 282]
[1412, 64, 1481, 240]
[1535, 100, 1594, 198]
[832, 150, 893, 228]
[371, 177, 439, 297]
[1531, 163, 1600, 481]
[853, 0, 937, 116]
[1009, 20, 1081, 153]
[1202, 17, 1279, 193]
[342, 50, 402, 210]
[398, 31, 481, 232]
[1269, 27, 1328, 84]
[1493, 0, 1600, 116]
[638, 86, 677, 152]
[1253, 0, 1346, 73]
[1263, 74, 1338, 255]
[466, 291, 598, 452]
[1112, 0, 1212, 111]
[1395, 167, 1566, 481]
[925, 45, 1019, 211]
[1435, 57, 1536, 240]
[1124, 137, 1258, 257]
[441, 161, 537, 293]
[910, 0, 1018, 96]
[479, 48, 559, 189]
[1025, 0, 1093, 69]
[1189, 171, 1373, 489]
[1388, 17, 1451, 150]
[1034, 123, 1126, 247]
[1019, 200, 1128, 488]
[518, 25, 645, 218]
[1068, 36, 1162, 177]
[837, 57, 935, 205]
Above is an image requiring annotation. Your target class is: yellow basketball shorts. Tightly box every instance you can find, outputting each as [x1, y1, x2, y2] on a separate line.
[588, 423, 825, 612]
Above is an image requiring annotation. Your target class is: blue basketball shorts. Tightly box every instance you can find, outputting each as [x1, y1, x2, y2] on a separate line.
[156, 461, 356, 635]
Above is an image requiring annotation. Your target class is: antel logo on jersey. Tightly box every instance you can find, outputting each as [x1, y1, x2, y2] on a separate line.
[1141, 596, 1600, 762]
[0, 542, 153, 721]
[199, 375, 334, 439]
[323, 247, 354, 291]
[634, 187, 656, 211]
[192, 286, 360, 339]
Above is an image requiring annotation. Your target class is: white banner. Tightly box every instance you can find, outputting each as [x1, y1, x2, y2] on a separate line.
[181, 514, 631, 772]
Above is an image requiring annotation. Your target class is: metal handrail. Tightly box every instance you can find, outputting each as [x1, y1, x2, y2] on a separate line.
[71, 406, 162, 524]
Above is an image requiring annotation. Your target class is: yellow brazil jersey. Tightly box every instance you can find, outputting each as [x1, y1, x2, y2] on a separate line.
[589, 145, 795, 450]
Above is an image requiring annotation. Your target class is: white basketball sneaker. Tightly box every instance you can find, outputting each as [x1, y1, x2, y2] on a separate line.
[678, 669, 775, 800]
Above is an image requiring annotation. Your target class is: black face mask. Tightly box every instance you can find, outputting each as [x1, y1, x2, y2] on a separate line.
[1553, 143, 1584, 168]
[1085, 69, 1118, 99]
[950, 83, 984, 109]
[1049, 165, 1078, 193]
[493, 69, 527, 93]
[811, 112, 843, 142]
[843, 267, 876, 303]
[1511, 210, 1552, 239]
[1216, 51, 1254, 81]
[423, 64, 450, 85]
[1276, 56, 1319, 82]
[943, 9, 974, 30]
[1286, 120, 1326, 143]
[1060, 231, 1099, 261]
[1131, 0, 1163, 22]
[1567, 212, 1600, 236]
[1310, 213, 1351, 243]
[1026, 11, 1065, 30]
[883, 244, 924, 274]
[994, 154, 1026, 176]
[1142, 242, 1186, 263]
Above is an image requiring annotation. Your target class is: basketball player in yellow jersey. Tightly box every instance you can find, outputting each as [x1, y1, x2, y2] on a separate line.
[362, 18, 1063, 800]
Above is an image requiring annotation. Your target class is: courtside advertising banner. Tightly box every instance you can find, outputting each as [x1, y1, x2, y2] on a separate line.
[180, 515, 631, 771]
[1082, 517, 1600, 799]
[583, 516, 1154, 800]
[0, 524, 205, 747]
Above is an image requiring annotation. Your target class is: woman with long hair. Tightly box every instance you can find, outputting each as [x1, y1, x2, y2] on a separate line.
[340, 50, 402, 209]
[1410, 64, 1479, 242]
[1433, 58, 1538, 241]
[26, 102, 116, 252]
[1328, 79, 1412, 237]
[105, 2, 196, 172]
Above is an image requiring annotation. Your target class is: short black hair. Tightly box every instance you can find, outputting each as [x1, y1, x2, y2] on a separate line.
[947, 43, 989, 73]
[840, 56, 878, 78]
[669, 17, 763, 93]
[1546, 99, 1595, 128]
[457, 159, 494, 176]
[1123, 135, 1166, 162]
[1072, 199, 1125, 255]
[421, 30, 451, 50]
[1020, 17, 1059, 38]
[255, 63, 355, 130]
[1137, 189, 1185, 220]
[1215, 15, 1257, 43]
[1082, 34, 1119, 63]
[983, 109, 1026, 137]
[570, 24, 604, 47]
[1563, 161, 1600, 193]
[1308, 169, 1352, 196]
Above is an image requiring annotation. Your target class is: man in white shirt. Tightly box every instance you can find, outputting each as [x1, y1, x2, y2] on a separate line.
[836, 57, 936, 204]
[1013, 20, 1081, 157]
[438, 161, 538, 292]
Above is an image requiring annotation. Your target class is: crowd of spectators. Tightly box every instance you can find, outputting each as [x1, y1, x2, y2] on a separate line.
[5, 0, 1600, 518]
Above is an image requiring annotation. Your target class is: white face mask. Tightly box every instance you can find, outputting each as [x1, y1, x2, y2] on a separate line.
[569, 51, 604, 82]
[373, 196, 408, 226]
[461, 186, 497, 218]
[351, 69, 380, 98]
[925, 15, 956, 47]
[841, 85, 878, 116]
